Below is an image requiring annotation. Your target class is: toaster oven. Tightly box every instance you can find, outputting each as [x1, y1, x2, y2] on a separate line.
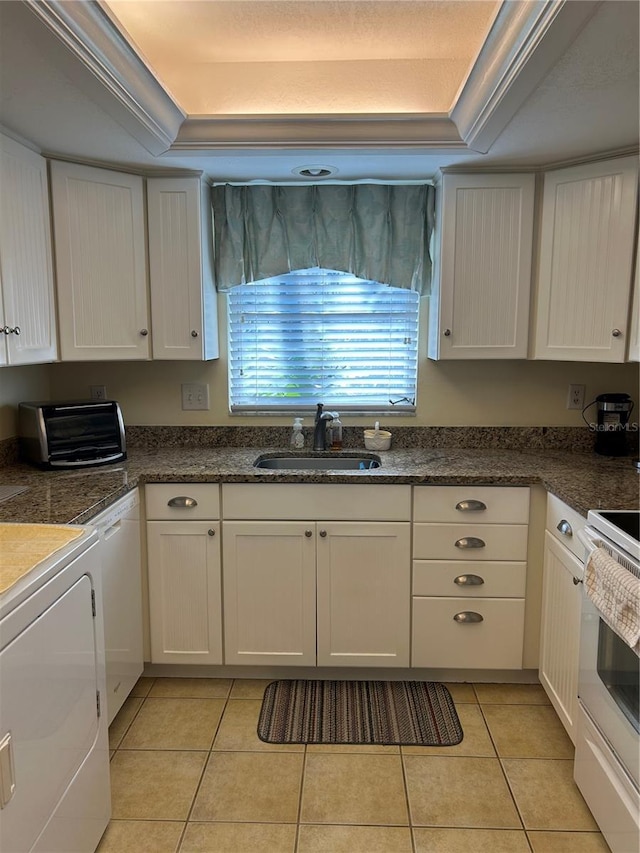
[18, 400, 126, 468]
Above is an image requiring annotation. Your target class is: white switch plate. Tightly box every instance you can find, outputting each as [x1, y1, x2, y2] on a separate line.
[90, 385, 107, 401]
[567, 384, 586, 410]
[181, 383, 210, 410]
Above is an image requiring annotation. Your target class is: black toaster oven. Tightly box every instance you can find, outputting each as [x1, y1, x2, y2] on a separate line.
[18, 400, 126, 468]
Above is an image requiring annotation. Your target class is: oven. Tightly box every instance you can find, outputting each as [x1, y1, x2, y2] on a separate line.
[576, 510, 639, 853]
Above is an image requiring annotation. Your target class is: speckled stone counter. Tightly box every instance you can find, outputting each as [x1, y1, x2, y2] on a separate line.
[0, 444, 637, 525]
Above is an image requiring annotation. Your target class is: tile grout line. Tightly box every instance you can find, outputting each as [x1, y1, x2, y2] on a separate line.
[293, 746, 308, 853]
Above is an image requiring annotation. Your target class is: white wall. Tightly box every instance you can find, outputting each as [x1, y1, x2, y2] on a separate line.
[44, 297, 639, 430]
[0, 364, 50, 439]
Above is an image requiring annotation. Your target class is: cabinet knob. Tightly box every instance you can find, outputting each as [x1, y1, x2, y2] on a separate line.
[305, 529, 313, 538]
[167, 496, 198, 508]
[443, 329, 451, 337]
[191, 330, 199, 338]
[0, 326, 7, 335]
[455, 500, 487, 512]
[3, 325, 20, 335]
[612, 329, 622, 337]
[557, 519, 572, 537]
[454, 536, 485, 549]
[208, 528, 216, 536]
[573, 576, 583, 585]
[454, 574, 485, 586]
[140, 329, 149, 336]
[453, 611, 484, 624]
[319, 529, 327, 538]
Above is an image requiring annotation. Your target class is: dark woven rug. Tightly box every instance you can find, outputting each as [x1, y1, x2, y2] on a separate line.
[257, 680, 463, 746]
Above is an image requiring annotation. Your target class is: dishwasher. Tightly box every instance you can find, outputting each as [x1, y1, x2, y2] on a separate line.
[0, 525, 111, 852]
[91, 489, 143, 725]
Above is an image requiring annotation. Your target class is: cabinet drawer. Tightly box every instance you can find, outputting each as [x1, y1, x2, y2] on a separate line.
[413, 560, 526, 597]
[413, 486, 529, 524]
[413, 523, 528, 561]
[145, 484, 220, 520]
[412, 597, 525, 669]
[546, 493, 586, 561]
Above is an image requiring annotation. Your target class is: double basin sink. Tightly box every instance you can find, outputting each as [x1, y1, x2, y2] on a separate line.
[254, 454, 381, 471]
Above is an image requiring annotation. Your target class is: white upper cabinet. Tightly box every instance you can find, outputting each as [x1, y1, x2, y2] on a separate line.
[50, 161, 150, 360]
[147, 177, 219, 360]
[428, 173, 535, 360]
[0, 134, 57, 366]
[532, 157, 638, 362]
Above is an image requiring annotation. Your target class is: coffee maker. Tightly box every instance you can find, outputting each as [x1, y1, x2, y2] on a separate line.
[582, 393, 635, 456]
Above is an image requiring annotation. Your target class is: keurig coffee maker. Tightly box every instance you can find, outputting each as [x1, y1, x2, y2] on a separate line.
[582, 393, 635, 456]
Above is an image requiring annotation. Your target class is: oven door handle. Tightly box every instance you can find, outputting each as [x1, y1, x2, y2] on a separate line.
[577, 528, 600, 556]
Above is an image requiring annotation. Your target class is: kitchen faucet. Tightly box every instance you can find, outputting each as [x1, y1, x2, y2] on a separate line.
[313, 403, 333, 451]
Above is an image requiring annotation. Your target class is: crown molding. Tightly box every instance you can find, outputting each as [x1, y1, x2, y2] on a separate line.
[24, 0, 185, 155]
[451, 0, 602, 154]
[172, 114, 465, 150]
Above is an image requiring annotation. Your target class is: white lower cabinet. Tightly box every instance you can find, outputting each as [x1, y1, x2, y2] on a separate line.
[411, 485, 529, 670]
[316, 522, 410, 667]
[221, 522, 317, 666]
[221, 484, 412, 668]
[145, 484, 222, 664]
[538, 495, 586, 742]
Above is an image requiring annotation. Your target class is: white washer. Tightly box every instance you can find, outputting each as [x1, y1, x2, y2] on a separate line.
[0, 526, 111, 852]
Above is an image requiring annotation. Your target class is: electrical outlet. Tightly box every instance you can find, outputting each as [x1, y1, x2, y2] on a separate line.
[90, 385, 107, 401]
[181, 383, 210, 411]
[567, 384, 586, 410]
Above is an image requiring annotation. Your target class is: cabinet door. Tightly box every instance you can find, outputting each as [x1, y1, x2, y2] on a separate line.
[316, 522, 411, 667]
[50, 161, 150, 361]
[533, 157, 638, 362]
[146, 521, 222, 664]
[628, 228, 639, 362]
[538, 532, 582, 743]
[222, 521, 316, 665]
[147, 177, 219, 361]
[0, 134, 57, 365]
[428, 173, 535, 359]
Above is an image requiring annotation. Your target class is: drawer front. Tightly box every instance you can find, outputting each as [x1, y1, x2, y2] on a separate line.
[145, 484, 220, 520]
[412, 560, 526, 598]
[413, 486, 530, 524]
[413, 523, 528, 561]
[546, 493, 586, 561]
[221, 484, 411, 521]
[412, 597, 525, 669]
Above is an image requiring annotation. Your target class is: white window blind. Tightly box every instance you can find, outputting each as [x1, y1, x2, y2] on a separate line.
[227, 268, 419, 413]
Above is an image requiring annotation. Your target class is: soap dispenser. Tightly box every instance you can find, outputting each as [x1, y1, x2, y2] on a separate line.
[290, 417, 305, 449]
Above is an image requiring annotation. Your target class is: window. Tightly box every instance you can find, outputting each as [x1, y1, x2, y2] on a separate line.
[227, 267, 419, 414]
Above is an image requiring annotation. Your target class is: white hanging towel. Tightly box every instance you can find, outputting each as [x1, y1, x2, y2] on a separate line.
[585, 546, 640, 654]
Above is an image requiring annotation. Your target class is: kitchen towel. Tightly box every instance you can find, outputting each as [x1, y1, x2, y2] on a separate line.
[585, 545, 640, 653]
[257, 679, 463, 746]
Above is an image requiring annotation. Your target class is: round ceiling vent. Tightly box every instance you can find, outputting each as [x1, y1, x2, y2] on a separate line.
[292, 165, 338, 179]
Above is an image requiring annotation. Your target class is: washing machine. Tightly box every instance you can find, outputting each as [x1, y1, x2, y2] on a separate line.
[0, 524, 111, 852]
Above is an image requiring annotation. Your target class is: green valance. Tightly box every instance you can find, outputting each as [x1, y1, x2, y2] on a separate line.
[212, 183, 435, 295]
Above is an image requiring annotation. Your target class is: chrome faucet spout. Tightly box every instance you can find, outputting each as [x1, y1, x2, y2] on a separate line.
[313, 412, 333, 451]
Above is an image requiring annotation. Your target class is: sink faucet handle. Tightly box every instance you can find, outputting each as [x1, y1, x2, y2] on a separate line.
[315, 403, 324, 422]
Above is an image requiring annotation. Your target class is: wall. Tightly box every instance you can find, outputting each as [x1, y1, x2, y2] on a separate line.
[45, 298, 640, 430]
[0, 364, 50, 439]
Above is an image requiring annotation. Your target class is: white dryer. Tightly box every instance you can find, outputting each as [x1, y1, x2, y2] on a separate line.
[0, 525, 111, 852]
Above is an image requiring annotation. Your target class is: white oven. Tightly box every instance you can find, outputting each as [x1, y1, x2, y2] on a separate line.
[576, 511, 639, 853]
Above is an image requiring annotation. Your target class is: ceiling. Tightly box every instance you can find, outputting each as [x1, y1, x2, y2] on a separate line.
[0, 0, 638, 182]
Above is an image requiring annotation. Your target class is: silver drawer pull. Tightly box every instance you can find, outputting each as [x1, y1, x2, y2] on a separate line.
[0, 732, 16, 809]
[557, 519, 572, 537]
[167, 496, 198, 508]
[453, 611, 484, 624]
[455, 537, 485, 549]
[455, 500, 487, 512]
[454, 574, 485, 586]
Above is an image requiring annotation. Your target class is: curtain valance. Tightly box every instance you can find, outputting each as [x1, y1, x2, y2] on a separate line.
[212, 183, 435, 295]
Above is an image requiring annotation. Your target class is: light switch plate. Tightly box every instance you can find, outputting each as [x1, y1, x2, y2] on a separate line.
[181, 383, 210, 410]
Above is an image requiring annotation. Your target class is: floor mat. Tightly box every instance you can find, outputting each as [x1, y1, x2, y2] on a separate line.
[257, 679, 463, 746]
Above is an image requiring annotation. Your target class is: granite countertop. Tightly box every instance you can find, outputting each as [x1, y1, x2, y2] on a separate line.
[0, 445, 637, 525]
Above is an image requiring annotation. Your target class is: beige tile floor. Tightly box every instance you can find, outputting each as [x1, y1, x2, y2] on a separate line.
[98, 678, 610, 853]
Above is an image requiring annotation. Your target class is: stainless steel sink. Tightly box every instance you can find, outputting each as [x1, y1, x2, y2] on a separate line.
[254, 455, 381, 470]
